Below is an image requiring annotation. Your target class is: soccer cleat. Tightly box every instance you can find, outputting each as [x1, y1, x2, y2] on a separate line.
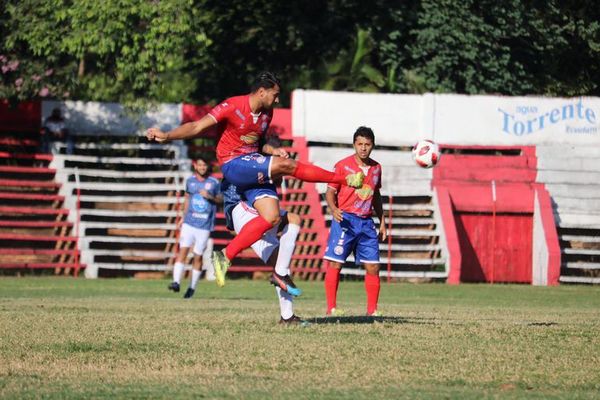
[368, 310, 383, 317]
[345, 170, 365, 188]
[212, 250, 231, 288]
[270, 272, 302, 297]
[183, 288, 195, 299]
[279, 314, 310, 326]
[168, 282, 180, 293]
[326, 307, 345, 317]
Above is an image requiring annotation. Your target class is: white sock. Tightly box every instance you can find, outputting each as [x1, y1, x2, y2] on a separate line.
[276, 287, 294, 319]
[190, 269, 201, 290]
[275, 223, 300, 276]
[173, 262, 184, 284]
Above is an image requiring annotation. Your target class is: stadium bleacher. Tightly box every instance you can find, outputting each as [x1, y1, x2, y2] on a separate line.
[536, 144, 600, 283]
[0, 129, 83, 275]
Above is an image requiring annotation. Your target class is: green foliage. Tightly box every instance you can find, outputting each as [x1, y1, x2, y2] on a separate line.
[1, 0, 599, 103]
[1, 0, 210, 103]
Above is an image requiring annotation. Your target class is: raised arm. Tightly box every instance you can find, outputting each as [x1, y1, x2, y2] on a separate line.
[146, 114, 217, 143]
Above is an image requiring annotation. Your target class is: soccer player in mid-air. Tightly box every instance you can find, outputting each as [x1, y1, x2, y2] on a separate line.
[169, 157, 221, 298]
[323, 127, 387, 317]
[147, 72, 364, 288]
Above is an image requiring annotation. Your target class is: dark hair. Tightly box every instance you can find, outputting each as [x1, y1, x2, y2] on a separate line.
[194, 156, 212, 174]
[353, 126, 375, 144]
[251, 71, 281, 92]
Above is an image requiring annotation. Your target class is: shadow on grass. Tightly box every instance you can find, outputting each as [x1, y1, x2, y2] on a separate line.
[307, 315, 438, 325]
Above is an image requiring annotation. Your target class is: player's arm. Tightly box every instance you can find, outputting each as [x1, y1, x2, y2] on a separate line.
[325, 186, 343, 222]
[372, 189, 387, 241]
[146, 114, 217, 143]
[178, 193, 190, 228]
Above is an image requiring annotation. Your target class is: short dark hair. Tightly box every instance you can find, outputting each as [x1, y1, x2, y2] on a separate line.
[353, 126, 375, 144]
[251, 71, 281, 92]
[194, 156, 212, 173]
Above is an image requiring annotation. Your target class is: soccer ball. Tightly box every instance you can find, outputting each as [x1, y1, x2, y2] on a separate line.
[412, 140, 440, 168]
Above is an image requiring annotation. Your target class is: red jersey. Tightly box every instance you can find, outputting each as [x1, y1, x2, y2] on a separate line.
[328, 154, 382, 217]
[209, 94, 273, 165]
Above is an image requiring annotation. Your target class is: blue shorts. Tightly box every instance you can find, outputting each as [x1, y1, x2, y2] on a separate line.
[221, 153, 278, 207]
[324, 212, 380, 264]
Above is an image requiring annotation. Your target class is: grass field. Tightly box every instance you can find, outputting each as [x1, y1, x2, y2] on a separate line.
[1, 277, 599, 399]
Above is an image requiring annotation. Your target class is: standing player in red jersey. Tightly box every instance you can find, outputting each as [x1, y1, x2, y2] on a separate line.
[146, 72, 364, 287]
[323, 127, 387, 317]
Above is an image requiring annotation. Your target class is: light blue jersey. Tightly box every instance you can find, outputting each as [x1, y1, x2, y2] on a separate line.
[183, 175, 220, 231]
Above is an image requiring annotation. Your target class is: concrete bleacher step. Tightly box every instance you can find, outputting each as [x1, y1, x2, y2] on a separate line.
[544, 184, 600, 199]
[536, 145, 600, 158]
[80, 221, 176, 230]
[78, 195, 183, 204]
[0, 221, 72, 228]
[60, 168, 188, 179]
[559, 276, 600, 284]
[552, 197, 600, 213]
[0, 152, 53, 162]
[0, 165, 56, 175]
[561, 235, 600, 243]
[562, 248, 600, 256]
[80, 209, 178, 218]
[0, 179, 61, 189]
[0, 192, 64, 202]
[0, 206, 69, 215]
[53, 154, 190, 166]
[341, 268, 447, 279]
[85, 249, 173, 258]
[555, 213, 600, 228]
[562, 261, 600, 269]
[537, 157, 600, 172]
[382, 244, 441, 251]
[538, 170, 600, 184]
[91, 262, 168, 271]
[62, 182, 181, 191]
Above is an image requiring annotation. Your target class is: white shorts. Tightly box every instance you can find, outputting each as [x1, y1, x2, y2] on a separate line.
[232, 202, 281, 263]
[179, 223, 211, 255]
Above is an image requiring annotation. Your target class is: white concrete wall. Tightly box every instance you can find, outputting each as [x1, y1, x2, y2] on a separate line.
[292, 90, 426, 146]
[293, 90, 600, 146]
[42, 101, 182, 136]
[532, 189, 549, 286]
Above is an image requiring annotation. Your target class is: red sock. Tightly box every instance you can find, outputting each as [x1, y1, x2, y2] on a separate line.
[324, 266, 341, 313]
[292, 162, 345, 185]
[225, 216, 273, 261]
[365, 273, 380, 315]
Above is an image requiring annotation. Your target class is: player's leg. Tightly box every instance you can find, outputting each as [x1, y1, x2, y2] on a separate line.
[323, 213, 356, 316]
[212, 196, 280, 287]
[171, 223, 194, 292]
[184, 229, 210, 298]
[270, 157, 364, 188]
[356, 217, 382, 316]
[363, 263, 381, 316]
[269, 212, 302, 297]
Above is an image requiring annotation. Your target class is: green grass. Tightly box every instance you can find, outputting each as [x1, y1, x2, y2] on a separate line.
[1, 277, 599, 399]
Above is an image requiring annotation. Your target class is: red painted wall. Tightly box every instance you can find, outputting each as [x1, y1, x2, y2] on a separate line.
[434, 146, 537, 283]
[456, 212, 533, 283]
[0, 100, 41, 132]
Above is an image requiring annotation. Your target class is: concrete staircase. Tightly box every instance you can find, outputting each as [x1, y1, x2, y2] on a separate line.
[50, 135, 189, 278]
[536, 144, 600, 284]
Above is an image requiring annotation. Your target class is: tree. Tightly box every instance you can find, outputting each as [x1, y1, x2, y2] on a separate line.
[0, 0, 211, 103]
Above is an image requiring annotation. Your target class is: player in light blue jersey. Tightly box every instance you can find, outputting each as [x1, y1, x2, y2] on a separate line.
[169, 157, 221, 298]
